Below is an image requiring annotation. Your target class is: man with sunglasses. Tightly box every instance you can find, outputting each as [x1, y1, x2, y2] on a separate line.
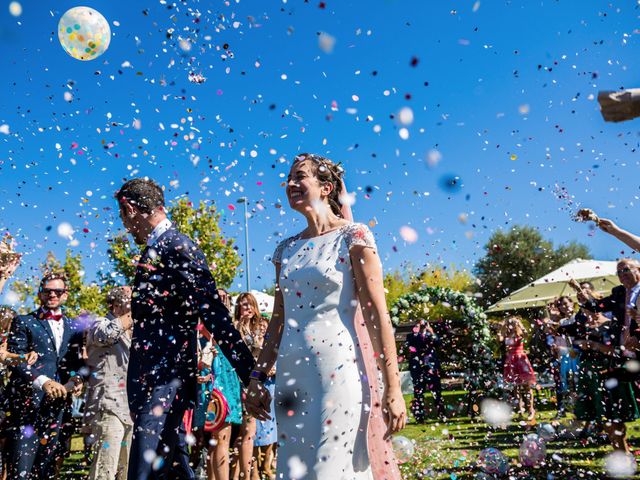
[575, 259, 640, 453]
[4, 272, 85, 478]
[577, 259, 640, 344]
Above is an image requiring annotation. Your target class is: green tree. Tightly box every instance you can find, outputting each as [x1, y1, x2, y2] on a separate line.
[474, 225, 592, 308]
[383, 270, 413, 309]
[11, 250, 107, 316]
[107, 198, 241, 290]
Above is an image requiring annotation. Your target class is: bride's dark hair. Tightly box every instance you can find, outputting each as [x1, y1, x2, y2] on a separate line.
[294, 153, 345, 217]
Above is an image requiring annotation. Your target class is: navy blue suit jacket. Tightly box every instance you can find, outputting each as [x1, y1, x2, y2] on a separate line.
[128, 226, 254, 414]
[6, 309, 84, 409]
[583, 285, 639, 341]
[405, 331, 441, 372]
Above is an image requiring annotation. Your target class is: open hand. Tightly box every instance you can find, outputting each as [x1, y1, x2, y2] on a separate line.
[0, 252, 21, 280]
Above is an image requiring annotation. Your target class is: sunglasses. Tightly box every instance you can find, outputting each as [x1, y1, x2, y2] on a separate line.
[41, 288, 67, 296]
[617, 267, 634, 274]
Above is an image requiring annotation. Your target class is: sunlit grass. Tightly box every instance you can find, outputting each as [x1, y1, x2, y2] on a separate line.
[59, 390, 640, 479]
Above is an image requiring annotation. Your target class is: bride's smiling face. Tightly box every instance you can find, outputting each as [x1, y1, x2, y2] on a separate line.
[286, 160, 331, 213]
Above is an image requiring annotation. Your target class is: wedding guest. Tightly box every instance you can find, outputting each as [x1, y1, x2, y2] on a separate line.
[251, 314, 277, 480]
[576, 258, 640, 453]
[553, 296, 581, 416]
[245, 153, 405, 479]
[404, 319, 445, 423]
[232, 293, 263, 480]
[190, 322, 243, 480]
[499, 317, 536, 421]
[0, 307, 38, 480]
[84, 286, 134, 480]
[5, 272, 84, 479]
[573, 310, 613, 443]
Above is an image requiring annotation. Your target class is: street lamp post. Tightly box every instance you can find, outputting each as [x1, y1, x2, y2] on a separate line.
[237, 197, 250, 292]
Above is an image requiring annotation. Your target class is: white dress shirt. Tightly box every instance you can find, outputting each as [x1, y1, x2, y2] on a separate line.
[622, 282, 640, 358]
[147, 218, 172, 247]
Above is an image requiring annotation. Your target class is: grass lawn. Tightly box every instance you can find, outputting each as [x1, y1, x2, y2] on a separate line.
[59, 390, 640, 479]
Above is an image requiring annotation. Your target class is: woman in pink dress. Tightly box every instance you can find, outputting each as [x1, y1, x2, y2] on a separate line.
[500, 317, 537, 421]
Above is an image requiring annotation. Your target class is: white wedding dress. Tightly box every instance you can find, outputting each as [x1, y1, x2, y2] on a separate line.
[272, 223, 377, 480]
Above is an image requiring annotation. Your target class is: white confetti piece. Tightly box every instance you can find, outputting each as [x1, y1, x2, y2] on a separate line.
[398, 107, 414, 125]
[9, 1, 22, 17]
[318, 32, 336, 53]
[399, 226, 418, 243]
[57, 222, 74, 239]
[480, 398, 513, 428]
[605, 451, 637, 478]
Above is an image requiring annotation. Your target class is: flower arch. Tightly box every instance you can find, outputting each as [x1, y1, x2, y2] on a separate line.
[390, 286, 496, 392]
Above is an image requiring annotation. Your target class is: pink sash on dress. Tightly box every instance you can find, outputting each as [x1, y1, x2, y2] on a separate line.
[341, 181, 402, 480]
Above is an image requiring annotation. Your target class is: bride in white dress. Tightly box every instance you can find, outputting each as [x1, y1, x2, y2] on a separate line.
[246, 154, 406, 479]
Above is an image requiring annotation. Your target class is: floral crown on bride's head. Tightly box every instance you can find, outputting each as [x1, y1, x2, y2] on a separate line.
[294, 153, 345, 179]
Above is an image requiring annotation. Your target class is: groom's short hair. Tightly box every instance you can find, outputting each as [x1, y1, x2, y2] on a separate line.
[116, 178, 165, 214]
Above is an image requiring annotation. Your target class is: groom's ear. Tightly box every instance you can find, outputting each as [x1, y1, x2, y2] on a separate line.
[120, 199, 137, 218]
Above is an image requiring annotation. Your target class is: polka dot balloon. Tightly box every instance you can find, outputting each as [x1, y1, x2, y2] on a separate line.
[58, 7, 111, 61]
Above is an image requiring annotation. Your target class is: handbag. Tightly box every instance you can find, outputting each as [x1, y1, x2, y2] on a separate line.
[203, 387, 229, 432]
[197, 326, 229, 433]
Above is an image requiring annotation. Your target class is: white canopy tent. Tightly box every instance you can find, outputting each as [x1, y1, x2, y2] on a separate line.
[486, 258, 620, 313]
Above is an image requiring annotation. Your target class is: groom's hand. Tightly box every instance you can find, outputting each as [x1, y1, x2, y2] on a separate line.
[245, 379, 272, 421]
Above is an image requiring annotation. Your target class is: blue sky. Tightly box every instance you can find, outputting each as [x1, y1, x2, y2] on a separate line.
[1, 0, 639, 294]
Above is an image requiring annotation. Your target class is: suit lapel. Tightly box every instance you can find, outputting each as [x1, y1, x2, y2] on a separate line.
[36, 309, 57, 353]
[58, 316, 73, 359]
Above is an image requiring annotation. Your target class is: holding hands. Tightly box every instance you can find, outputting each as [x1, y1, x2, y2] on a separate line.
[382, 387, 407, 440]
[245, 377, 272, 421]
[43, 380, 68, 400]
[44, 376, 83, 400]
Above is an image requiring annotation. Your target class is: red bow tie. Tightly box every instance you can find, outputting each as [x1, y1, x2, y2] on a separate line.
[43, 311, 63, 321]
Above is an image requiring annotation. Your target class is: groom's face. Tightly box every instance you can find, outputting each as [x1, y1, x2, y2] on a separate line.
[118, 201, 147, 245]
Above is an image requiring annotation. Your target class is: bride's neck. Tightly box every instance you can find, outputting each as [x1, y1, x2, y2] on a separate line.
[302, 210, 344, 237]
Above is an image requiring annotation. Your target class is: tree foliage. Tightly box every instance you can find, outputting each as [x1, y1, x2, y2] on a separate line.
[473, 225, 592, 308]
[384, 264, 474, 309]
[107, 198, 241, 290]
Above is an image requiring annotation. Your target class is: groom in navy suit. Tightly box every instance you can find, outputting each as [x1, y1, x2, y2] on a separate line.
[5, 272, 85, 479]
[116, 178, 255, 480]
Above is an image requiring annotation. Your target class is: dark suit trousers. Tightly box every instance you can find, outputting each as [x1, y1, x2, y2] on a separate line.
[128, 387, 195, 480]
[7, 397, 67, 480]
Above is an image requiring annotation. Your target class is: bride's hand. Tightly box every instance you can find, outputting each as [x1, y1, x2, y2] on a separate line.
[245, 379, 272, 421]
[382, 387, 407, 440]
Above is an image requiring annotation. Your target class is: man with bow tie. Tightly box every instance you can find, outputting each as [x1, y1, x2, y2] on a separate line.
[5, 272, 85, 479]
